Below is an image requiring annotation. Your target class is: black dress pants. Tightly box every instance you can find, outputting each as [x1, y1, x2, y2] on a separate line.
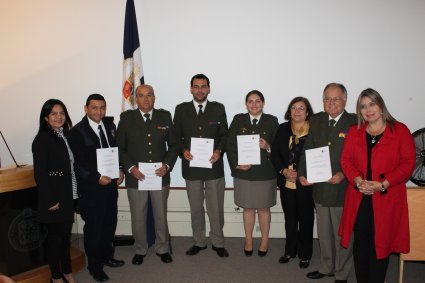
[80, 188, 118, 272]
[353, 196, 389, 283]
[280, 186, 314, 260]
[46, 221, 73, 279]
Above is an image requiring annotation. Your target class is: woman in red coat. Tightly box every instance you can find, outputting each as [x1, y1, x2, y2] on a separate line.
[339, 88, 415, 283]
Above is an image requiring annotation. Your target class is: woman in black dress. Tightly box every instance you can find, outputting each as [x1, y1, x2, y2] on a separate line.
[32, 99, 78, 283]
[271, 97, 314, 268]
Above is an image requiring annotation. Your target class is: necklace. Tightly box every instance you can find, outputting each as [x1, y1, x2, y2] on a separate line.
[367, 123, 386, 144]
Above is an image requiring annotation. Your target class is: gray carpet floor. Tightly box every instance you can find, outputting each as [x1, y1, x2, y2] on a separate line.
[73, 236, 424, 283]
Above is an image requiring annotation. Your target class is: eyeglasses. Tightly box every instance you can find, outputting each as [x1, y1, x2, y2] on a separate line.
[290, 106, 305, 111]
[323, 97, 344, 103]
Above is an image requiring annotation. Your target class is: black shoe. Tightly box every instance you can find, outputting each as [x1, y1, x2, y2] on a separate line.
[307, 271, 334, 279]
[244, 249, 253, 256]
[334, 280, 347, 283]
[258, 249, 268, 257]
[299, 260, 310, 269]
[89, 270, 109, 282]
[212, 246, 229, 257]
[104, 258, 125, 268]
[132, 254, 145, 265]
[278, 254, 292, 264]
[156, 252, 173, 263]
[185, 245, 207, 256]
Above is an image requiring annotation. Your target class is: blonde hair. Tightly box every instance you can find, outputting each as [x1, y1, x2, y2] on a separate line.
[356, 88, 396, 129]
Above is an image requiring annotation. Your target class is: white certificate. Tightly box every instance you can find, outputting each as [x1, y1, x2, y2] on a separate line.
[305, 146, 332, 183]
[237, 134, 261, 165]
[189, 137, 214, 168]
[96, 147, 119, 179]
[138, 162, 162, 191]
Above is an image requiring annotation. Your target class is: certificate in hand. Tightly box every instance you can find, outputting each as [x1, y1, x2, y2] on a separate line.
[237, 134, 261, 165]
[138, 162, 162, 191]
[305, 146, 332, 183]
[96, 147, 119, 179]
[189, 137, 214, 168]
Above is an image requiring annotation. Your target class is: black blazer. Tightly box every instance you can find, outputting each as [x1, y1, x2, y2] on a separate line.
[32, 130, 75, 223]
[173, 100, 228, 181]
[68, 116, 118, 194]
[271, 122, 309, 189]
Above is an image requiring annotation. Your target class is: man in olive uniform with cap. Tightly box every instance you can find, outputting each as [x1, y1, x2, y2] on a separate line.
[173, 74, 229, 258]
[117, 84, 178, 265]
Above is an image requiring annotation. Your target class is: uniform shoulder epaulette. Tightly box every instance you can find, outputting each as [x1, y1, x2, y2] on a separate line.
[119, 110, 129, 118]
[120, 109, 133, 115]
[264, 113, 278, 120]
[208, 101, 224, 106]
[158, 108, 171, 114]
[177, 101, 191, 107]
[311, 112, 324, 118]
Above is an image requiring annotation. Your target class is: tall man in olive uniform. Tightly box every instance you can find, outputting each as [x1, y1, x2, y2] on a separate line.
[173, 74, 229, 258]
[116, 84, 178, 265]
[299, 83, 356, 283]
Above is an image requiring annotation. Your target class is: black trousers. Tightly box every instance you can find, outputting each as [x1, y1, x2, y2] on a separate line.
[353, 196, 389, 283]
[280, 186, 314, 260]
[79, 188, 118, 272]
[46, 221, 73, 279]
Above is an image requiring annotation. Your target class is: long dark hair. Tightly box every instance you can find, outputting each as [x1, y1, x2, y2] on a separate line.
[38, 99, 73, 134]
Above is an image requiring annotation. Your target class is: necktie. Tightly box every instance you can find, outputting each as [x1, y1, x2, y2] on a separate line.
[198, 105, 203, 116]
[144, 113, 151, 122]
[98, 125, 109, 148]
[329, 119, 336, 127]
[253, 118, 258, 126]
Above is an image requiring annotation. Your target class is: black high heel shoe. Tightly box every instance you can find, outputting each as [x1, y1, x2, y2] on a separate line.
[299, 259, 310, 269]
[258, 249, 268, 257]
[244, 249, 253, 256]
[278, 254, 292, 264]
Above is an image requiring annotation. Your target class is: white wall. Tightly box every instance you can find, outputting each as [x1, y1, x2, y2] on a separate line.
[2, 0, 424, 237]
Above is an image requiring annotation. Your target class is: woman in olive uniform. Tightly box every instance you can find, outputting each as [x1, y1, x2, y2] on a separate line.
[227, 90, 278, 257]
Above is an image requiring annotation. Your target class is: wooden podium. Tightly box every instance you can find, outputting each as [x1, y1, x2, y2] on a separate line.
[398, 187, 425, 283]
[0, 166, 85, 283]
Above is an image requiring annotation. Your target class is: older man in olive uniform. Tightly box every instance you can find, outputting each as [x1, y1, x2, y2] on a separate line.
[116, 84, 178, 265]
[299, 83, 356, 283]
[173, 74, 229, 258]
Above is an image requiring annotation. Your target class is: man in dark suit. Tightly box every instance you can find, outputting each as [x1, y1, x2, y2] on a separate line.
[298, 83, 356, 283]
[116, 84, 178, 265]
[69, 94, 125, 282]
[173, 74, 229, 258]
